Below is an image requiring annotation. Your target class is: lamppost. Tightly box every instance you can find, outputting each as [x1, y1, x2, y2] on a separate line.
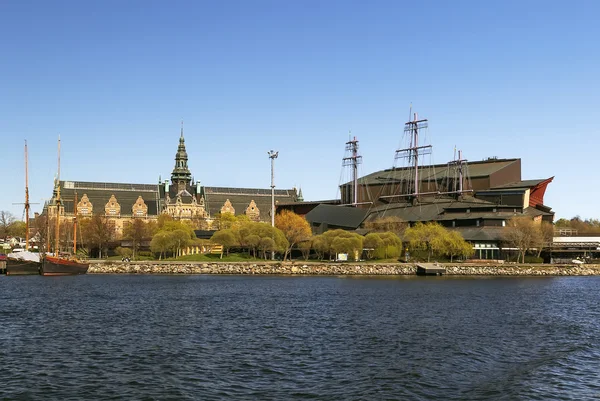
[268, 150, 279, 260]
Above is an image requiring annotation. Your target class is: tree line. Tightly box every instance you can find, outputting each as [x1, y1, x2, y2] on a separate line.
[0, 207, 563, 263]
[555, 216, 600, 234]
[210, 211, 474, 262]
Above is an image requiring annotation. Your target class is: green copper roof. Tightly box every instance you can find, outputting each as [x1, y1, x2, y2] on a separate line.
[171, 126, 192, 184]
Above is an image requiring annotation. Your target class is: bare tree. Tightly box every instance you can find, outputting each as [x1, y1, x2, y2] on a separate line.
[32, 214, 49, 254]
[123, 219, 149, 260]
[363, 216, 408, 237]
[0, 211, 16, 240]
[80, 214, 115, 258]
[504, 216, 543, 263]
[536, 221, 555, 258]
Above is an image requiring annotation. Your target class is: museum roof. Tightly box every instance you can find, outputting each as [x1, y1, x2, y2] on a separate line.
[305, 204, 369, 229]
[365, 196, 498, 223]
[61, 180, 159, 192]
[204, 187, 295, 197]
[451, 227, 506, 242]
[203, 187, 298, 222]
[347, 158, 520, 186]
[490, 179, 550, 190]
[57, 181, 160, 216]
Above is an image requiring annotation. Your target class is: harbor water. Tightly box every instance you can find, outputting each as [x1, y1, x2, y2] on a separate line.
[1, 275, 599, 400]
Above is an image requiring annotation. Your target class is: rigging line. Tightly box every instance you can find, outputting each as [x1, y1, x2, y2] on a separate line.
[382, 116, 412, 202]
[336, 159, 346, 202]
[337, 136, 353, 201]
[362, 167, 376, 216]
[380, 125, 408, 210]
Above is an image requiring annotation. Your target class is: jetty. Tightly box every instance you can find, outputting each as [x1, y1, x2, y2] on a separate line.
[416, 263, 446, 276]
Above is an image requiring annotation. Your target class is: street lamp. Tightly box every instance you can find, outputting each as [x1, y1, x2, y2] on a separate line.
[268, 150, 279, 260]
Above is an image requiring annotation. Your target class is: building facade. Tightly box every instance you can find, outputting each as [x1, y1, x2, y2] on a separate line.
[45, 128, 299, 236]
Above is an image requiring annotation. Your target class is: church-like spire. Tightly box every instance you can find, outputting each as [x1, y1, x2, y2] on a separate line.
[297, 187, 304, 202]
[171, 122, 192, 193]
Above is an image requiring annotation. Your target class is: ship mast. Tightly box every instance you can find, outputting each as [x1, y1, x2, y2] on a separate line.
[458, 150, 464, 193]
[54, 137, 61, 257]
[445, 149, 472, 195]
[394, 111, 431, 197]
[342, 134, 362, 206]
[24, 140, 30, 251]
[73, 192, 77, 255]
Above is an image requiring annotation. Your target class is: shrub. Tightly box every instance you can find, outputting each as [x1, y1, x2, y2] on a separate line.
[523, 255, 544, 264]
[115, 247, 133, 258]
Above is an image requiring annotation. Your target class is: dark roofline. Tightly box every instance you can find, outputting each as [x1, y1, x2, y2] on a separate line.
[359, 158, 519, 178]
[277, 199, 341, 206]
[204, 186, 296, 196]
[475, 189, 527, 195]
[61, 180, 158, 192]
[489, 177, 554, 190]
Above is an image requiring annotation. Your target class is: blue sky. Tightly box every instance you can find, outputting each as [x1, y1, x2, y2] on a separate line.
[1, 0, 598, 220]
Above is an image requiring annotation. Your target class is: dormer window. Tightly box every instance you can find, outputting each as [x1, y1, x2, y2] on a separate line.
[77, 194, 93, 216]
[104, 195, 121, 216]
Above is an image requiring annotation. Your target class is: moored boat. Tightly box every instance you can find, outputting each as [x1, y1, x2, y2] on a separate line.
[4, 141, 42, 276]
[40, 138, 89, 276]
[41, 255, 89, 276]
[6, 259, 41, 275]
[6, 252, 42, 275]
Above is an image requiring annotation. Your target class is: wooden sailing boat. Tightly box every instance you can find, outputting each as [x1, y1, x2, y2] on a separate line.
[41, 138, 89, 276]
[6, 140, 42, 275]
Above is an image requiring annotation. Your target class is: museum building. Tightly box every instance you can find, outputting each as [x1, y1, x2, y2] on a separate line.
[44, 128, 299, 235]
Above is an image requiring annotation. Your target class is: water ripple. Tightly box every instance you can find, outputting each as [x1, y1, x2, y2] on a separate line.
[1, 275, 599, 400]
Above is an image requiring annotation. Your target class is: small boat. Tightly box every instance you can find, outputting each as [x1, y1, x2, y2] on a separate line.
[41, 255, 88, 276]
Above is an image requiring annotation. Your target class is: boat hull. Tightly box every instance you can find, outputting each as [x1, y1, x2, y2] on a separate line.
[42, 256, 89, 276]
[6, 259, 41, 275]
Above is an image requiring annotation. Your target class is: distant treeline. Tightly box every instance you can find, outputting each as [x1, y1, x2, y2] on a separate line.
[555, 217, 600, 234]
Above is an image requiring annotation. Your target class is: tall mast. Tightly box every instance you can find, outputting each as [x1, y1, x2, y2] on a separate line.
[458, 150, 463, 193]
[446, 149, 468, 195]
[268, 150, 278, 261]
[73, 191, 78, 255]
[412, 113, 419, 195]
[342, 134, 362, 205]
[46, 212, 50, 255]
[24, 140, 30, 251]
[54, 137, 61, 257]
[394, 111, 430, 197]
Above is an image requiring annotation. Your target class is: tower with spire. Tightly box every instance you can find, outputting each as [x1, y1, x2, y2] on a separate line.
[171, 122, 192, 193]
[159, 123, 208, 221]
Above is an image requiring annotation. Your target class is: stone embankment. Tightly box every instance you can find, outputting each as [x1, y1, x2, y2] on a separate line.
[88, 262, 600, 276]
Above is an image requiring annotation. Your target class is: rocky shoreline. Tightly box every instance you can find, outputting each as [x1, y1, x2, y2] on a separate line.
[88, 262, 600, 276]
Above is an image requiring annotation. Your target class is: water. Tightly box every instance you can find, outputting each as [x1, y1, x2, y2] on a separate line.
[1, 275, 599, 400]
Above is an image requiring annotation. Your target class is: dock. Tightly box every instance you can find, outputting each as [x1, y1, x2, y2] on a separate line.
[416, 263, 446, 276]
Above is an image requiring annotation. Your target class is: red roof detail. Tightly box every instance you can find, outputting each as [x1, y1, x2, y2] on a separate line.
[529, 177, 554, 207]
